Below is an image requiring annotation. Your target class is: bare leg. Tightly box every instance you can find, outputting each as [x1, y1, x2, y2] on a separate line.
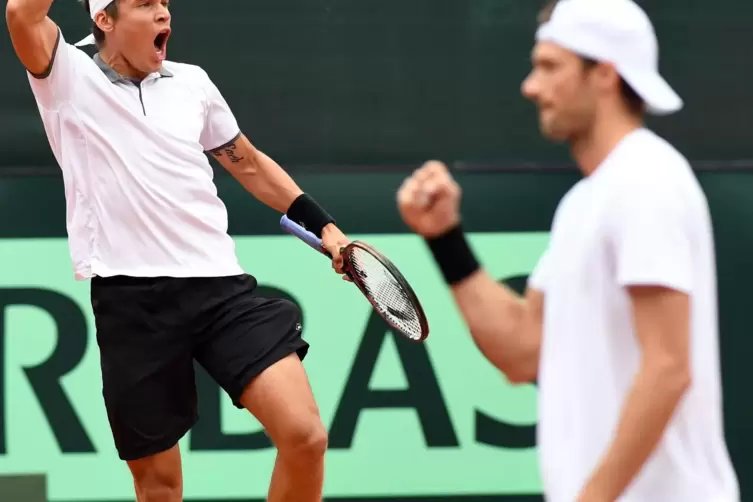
[240, 354, 327, 502]
[127, 444, 183, 502]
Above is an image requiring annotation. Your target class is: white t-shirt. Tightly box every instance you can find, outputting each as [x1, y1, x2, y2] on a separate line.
[26, 29, 244, 280]
[529, 128, 739, 502]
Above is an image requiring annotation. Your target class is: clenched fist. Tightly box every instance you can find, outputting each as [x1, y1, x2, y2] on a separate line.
[397, 160, 462, 238]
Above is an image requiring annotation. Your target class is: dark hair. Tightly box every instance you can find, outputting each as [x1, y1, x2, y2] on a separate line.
[537, 0, 558, 24]
[537, 1, 645, 116]
[79, 0, 120, 47]
[580, 58, 645, 116]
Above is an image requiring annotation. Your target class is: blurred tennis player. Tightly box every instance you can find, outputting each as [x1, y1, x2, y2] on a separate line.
[398, 0, 739, 501]
[6, 0, 350, 500]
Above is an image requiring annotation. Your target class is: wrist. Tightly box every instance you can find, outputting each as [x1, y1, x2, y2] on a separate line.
[425, 223, 480, 285]
[422, 218, 461, 240]
[321, 222, 338, 235]
[286, 193, 335, 239]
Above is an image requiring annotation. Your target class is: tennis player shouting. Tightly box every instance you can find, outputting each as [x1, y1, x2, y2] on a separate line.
[6, 0, 348, 500]
[398, 1, 739, 501]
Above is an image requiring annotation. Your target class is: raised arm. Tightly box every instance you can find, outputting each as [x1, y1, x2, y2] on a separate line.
[397, 161, 542, 383]
[450, 269, 543, 383]
[6, 0, 60, 77]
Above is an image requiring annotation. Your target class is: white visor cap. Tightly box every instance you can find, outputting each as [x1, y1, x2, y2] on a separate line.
[535, 0, 683, 115]
[74, 0, 115, 47]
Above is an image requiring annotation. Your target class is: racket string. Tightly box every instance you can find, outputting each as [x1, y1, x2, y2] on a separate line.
[348, 248, 423, 340]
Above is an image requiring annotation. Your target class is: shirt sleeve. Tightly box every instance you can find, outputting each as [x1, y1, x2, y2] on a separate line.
[528, 249, 552, 292]
[26, 28, 78, 110]
[609, 177, 693, 294]
[199, 70, 241, 152]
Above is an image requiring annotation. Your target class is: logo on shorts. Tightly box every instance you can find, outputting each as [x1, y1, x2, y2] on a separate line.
[295, 322, 302, 332]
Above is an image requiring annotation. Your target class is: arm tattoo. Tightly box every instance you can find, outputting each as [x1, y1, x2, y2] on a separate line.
[211, 142, 245, 163]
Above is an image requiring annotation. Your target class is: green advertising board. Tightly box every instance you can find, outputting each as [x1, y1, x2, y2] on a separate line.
[0, 166, 749, 501]
[0, 233, 547, 501]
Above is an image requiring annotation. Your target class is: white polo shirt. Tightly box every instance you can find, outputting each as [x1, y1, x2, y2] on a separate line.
[529, 128, 739, 501]
[26, 29, 244, 280]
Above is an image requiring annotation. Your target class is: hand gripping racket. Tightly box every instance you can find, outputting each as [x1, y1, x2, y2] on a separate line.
[280, 215, 430, 342]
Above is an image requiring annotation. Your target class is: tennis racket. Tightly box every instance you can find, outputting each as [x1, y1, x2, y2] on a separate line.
[280, 215, 430, 342]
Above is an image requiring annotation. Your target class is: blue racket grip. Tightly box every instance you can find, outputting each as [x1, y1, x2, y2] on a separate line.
[280, 215, 330, 256]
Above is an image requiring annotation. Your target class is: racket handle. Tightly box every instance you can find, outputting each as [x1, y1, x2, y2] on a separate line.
[280, 215, 332, 258]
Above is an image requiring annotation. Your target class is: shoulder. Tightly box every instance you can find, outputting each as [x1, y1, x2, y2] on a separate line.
[161, 60, 213, 83]
[605, 130, 706, 224]
[35, 29, 99, 75]
[159, 61, 222, 102]
[599, 129, 698, 204]
[638, 130, 690, 170]
[25, 29, 105, 108]
[612, 129, 692, 183]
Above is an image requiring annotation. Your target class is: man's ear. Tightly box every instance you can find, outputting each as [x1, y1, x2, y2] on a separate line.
[94, 10, 116, 35]
[591, 62, 621, 95]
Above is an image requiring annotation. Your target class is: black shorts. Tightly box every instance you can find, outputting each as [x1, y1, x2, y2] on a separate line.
[90, 273, 308, 461]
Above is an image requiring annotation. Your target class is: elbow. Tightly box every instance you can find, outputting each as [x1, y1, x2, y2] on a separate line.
[466, 327, 536, 385]
[667, 369, 692, 404]
[5, 1, 20, 24]
[647, 359, 692, 398]
[505, 365, 537, 385]
[238, 161, 260, 178]
[242, 149, 264, 177]
[228, 155, 261, 179]
[5, 0, 35, 26]
[674, 366, 692, 395]
[6, 0, 27, 18]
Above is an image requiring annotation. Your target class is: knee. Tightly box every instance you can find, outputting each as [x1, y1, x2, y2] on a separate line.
[130, 460, 182, 501]
[276, 417, 328, 464]
[134, 473, 181, 501]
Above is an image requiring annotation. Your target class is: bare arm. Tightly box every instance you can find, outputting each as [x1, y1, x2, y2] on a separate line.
[451, 270, 543, 383]
[210, 134, 303, 213]
[397, 160, 543, 383]
[579, 286, 691, 501]
[6, 0, 59, 76]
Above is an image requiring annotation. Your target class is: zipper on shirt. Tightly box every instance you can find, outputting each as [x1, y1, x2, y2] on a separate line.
[128, 78, 147, 116]
[136, 82, 146, 116]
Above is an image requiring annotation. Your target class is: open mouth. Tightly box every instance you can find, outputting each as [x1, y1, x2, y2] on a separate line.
[153, 29, 171, 60]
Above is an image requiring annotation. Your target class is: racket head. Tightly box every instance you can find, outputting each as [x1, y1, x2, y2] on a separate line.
[341, 240, 430, 342]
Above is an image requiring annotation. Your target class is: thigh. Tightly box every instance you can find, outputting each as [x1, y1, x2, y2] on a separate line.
[238, 353, 323, 447]
[92, 276, 198, 461]
[192, 274, 309, 408]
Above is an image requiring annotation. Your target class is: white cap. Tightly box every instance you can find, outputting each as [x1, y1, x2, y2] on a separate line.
[74, 0, 114, 47]
[535, 0, 683, 115]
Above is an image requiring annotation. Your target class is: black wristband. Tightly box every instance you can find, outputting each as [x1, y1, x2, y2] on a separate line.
[286, 193, 335, 238]
[425, 224, 480, 285]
